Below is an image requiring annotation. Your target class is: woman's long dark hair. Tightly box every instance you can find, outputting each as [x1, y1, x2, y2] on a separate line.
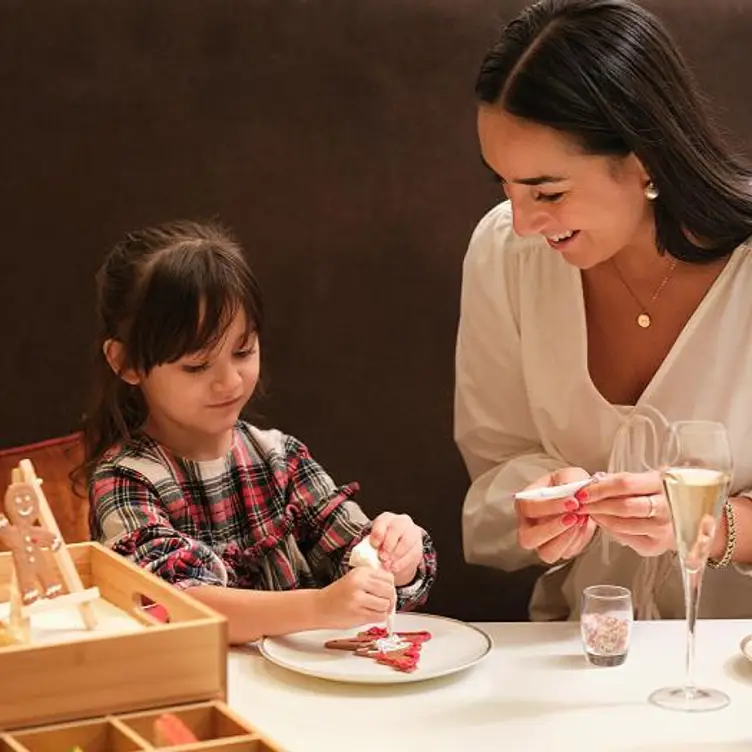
[476, 0, 752, 262]
[79, 220, 264, 486]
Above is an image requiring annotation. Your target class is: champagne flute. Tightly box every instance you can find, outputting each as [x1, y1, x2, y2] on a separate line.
[648, 420, 732, 712]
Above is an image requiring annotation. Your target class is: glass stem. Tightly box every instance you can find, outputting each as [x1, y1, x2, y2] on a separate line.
[683, 564, 703, 693]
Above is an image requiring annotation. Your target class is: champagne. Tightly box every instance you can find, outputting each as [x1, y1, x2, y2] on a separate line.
[650, 422, 733, 712]
[662, 467, 729, 571]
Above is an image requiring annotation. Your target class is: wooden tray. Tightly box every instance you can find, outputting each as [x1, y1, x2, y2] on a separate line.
[0, 700, 282, 751]
[0, 542, 227, 730]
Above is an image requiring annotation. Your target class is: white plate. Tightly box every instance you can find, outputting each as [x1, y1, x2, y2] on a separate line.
[259, 613, 492, 684]
[514, 477, 594, 501]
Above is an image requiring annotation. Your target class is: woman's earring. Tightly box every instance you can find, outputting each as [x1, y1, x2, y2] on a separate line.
[644, 181, 659, 201]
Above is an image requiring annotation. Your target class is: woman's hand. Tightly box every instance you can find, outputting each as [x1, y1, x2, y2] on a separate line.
[516, 467, 596, 564]
[579, 471, 674, 556]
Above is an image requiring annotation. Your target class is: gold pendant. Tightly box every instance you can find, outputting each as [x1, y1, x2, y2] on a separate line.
[637, 313, 651, 328]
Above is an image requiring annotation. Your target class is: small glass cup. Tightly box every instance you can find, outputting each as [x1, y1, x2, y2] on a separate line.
[581, 585, 633, 667]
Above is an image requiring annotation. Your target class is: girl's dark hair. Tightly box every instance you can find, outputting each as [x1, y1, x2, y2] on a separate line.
[80, 220, 264, 483]
[476, 0, 752, 262]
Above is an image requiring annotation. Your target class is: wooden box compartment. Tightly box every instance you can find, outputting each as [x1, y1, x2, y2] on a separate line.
[1, 702, 281, 752]
[0, 542, 227, 731]
[120, 701, 251, 745]
[7, 718, 142, 752]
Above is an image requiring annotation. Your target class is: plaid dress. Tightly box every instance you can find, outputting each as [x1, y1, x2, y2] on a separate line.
[90, 422, 436, 610]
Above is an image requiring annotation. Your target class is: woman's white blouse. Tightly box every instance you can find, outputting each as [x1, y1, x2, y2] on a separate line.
[455, 201, 752, 620]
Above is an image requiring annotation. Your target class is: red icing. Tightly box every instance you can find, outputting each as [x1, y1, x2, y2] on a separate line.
[328, 628, 432, 673]
[378, 654, 418, 672]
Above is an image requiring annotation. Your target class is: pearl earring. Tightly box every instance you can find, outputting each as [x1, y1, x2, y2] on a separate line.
[644, 181, 659, 200]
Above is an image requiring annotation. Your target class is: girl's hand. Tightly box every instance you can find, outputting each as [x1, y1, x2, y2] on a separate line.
[317, 567, 395, 629]
[580, 471, 674, 557]
[370, 512, 424, 586]
[516, 467, 596, 564]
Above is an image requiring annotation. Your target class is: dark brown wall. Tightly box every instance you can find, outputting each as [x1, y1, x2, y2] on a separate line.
[1, 0, 750, 621]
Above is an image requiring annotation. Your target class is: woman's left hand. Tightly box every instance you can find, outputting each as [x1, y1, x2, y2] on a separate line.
[579, 471, 674, 557]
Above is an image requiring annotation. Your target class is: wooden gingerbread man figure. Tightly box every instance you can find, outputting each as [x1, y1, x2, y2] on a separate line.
[0, 482, 64, 605]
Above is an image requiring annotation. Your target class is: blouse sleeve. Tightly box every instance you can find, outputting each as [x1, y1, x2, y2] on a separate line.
[730, 491, 752, 576]
[455, 203, 569, 572]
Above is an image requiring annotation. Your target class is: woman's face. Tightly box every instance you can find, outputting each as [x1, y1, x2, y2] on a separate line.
[477, 106, 655, 269]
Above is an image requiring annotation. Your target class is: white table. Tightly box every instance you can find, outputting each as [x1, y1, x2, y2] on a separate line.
[227, 620, 752, 751]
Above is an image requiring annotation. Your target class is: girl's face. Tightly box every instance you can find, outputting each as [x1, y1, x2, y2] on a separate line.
[477, 106, 656, 269]
[121, 310, 260, 458]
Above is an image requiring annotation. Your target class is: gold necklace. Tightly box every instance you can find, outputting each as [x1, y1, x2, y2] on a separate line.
[611, 256, 678, 329]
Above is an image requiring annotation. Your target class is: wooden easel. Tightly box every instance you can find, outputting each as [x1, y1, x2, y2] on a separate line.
[2, 460, 99, 643]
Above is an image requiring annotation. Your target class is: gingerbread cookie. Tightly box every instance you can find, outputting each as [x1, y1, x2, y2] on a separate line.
[1, 482, 63, 605]
[325, 626, 432, 673]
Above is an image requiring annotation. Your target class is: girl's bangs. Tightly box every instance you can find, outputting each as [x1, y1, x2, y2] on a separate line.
[126, 243, 262, 372]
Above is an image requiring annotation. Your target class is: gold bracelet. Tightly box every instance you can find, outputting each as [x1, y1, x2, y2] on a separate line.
[708, 500, 736, 569]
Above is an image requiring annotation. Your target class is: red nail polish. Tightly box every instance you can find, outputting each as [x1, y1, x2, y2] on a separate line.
[562, 514, 578, 527]
[565, 499, 580, 512]
[575, 489, 588, 502]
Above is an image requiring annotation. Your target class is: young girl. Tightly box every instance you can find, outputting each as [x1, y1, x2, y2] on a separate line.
[84, 220, 437, 644]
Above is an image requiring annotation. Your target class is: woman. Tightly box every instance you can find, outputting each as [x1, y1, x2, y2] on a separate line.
[455, 0, 752, 620]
